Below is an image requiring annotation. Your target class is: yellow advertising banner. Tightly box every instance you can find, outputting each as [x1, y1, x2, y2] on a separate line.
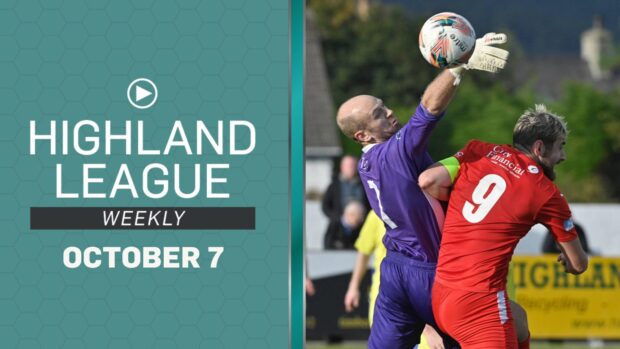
[511, 256, 620, 339]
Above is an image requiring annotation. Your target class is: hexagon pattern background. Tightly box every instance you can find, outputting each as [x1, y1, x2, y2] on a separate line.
[0, 0, 289, 348]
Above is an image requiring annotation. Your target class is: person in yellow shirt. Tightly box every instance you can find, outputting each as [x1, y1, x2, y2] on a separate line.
[344, 210, 385, 323]
[344, 211, 441, 349]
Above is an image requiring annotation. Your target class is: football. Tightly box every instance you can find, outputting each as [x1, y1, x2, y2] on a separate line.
[419, 12, 476, 68]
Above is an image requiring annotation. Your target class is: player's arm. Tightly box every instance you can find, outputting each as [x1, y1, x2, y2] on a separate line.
[420, 70, 460, 116]
[538, 192, 588, 275]
[422, 325, 447, 349]
[418, 157, 460, 201]
[344, 252, 371, 312]
[306, 277, 316, 296]
[557, 239, 588, 275]
[306, 257, 316, 296]
[421, 33, 509, 115]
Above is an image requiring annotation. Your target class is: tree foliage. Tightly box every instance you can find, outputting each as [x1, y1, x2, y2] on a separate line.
[309, 0, 436, 107]
[428, 80, 535, 159]
[552, 83, 620, 201]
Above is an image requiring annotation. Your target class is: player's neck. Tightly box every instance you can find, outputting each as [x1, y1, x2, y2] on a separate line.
[515, 144, 556, 181]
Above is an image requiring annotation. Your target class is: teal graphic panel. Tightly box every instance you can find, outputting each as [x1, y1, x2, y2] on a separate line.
[0, 0, 290, 348]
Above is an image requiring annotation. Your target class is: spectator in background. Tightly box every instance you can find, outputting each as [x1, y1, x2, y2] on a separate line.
[324, 200, 366, 249]
[322, 155, 369, 225]
[344, 211, 386, 322]
[542, 221, 591, 254]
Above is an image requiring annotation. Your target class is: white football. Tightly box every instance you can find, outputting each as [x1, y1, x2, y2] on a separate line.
[419, 12, 476, 68]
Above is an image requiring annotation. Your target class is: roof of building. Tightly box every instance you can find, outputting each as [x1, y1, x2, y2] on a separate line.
[304, 12, 342, 158]
[515, 56, 592, 99]
[514, 55, 620, 100]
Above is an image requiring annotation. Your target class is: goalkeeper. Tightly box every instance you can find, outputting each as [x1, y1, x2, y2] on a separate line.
[344, 210, 440, 348]
[336, 33, 520, 349]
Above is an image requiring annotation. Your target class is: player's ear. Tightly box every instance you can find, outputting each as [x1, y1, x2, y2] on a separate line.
[354, 130, 371, 144]
[531, 139, 545, 157]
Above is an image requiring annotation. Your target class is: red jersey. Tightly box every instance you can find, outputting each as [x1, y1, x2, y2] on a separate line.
[435, 140, 577, 292]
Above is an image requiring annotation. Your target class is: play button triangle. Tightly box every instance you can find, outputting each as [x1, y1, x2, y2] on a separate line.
[135, 85, 152, 102]
[127, 78, 158, 109]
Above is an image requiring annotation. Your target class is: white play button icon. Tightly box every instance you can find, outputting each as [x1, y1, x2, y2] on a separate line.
[127, 78, 158, 109]
[135, 85, 152, 102]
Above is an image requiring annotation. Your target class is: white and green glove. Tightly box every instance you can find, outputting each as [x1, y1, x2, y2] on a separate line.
[450, 32, 509, 84]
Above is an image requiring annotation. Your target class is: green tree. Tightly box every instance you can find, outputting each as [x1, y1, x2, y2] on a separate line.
[428, 80, 535, 159]
[550, 83, 620, 201]
[309, 2, 439, 155]
[309, 1, 437, 107]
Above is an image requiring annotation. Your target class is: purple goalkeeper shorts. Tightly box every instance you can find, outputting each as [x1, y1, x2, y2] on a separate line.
[368, 251, 460, 349]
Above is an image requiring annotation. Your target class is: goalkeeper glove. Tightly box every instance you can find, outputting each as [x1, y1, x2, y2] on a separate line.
[449, 32, 509, 84]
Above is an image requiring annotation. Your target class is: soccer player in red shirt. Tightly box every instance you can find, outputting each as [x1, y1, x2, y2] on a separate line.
[419, 104, 588, 348]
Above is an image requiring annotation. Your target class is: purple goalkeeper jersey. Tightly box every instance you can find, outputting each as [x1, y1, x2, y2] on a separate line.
[359, 104, 446, 262]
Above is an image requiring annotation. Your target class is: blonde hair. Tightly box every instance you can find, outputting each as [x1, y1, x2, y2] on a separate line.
[513, 104, 568, 151]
